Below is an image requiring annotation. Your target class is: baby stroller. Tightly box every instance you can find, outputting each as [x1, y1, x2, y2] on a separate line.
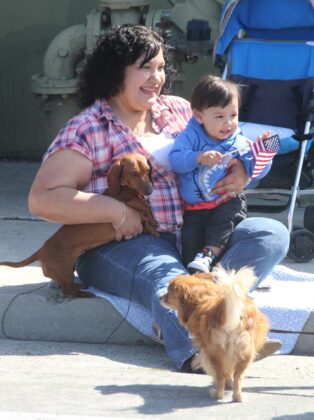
[213, 0, 314, 262]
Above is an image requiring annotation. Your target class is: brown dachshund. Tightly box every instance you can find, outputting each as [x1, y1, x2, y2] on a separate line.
[0, 153, 159, 298]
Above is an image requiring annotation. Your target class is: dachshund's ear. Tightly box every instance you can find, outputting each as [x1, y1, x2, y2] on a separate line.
[107, 161, 124, 196]
[147, 159, 153, 184]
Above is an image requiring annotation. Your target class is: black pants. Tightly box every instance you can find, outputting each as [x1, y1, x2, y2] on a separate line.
[181, 193, 247, 267]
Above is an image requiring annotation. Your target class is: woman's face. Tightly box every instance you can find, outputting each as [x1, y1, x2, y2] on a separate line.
[116, 49, 166, 112]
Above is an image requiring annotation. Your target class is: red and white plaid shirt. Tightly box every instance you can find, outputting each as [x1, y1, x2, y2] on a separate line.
[44, 95, 192, 233]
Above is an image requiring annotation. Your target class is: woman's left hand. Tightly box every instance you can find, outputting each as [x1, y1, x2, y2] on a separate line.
[211, 158, 250, 205]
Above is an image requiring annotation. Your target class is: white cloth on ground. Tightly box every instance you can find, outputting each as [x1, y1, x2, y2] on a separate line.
[87, 264, 314, 354]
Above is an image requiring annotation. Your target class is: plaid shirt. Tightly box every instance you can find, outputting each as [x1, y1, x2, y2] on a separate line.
[44, 95, 192, 233]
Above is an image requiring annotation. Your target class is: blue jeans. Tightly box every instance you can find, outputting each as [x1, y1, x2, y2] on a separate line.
[76, 217, 289, 370]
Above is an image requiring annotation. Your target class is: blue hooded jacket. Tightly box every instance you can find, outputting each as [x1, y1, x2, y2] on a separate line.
[169, 116, 271, 204]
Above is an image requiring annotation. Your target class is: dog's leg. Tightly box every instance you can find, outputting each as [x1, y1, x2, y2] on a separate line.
[232, 358, 251, 402]
[213, 372, 226, 400]
[72, 282, 95, 297]
[200, 353, 226, 400]
[56, 273, 94, 298]
[207, 357, 226, 400]
[62, 285, 95, 298]
[126, 198, 159, 236]
[225, 375, 234, 390]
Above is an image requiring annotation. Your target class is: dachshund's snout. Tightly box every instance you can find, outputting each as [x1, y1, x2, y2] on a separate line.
[143, 182, 153, 196]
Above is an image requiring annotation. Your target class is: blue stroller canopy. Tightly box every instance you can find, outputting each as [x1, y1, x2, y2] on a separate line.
[230, 40, 314, 81]
[214, 0, 314, 59]
[214, 0, 314, 153]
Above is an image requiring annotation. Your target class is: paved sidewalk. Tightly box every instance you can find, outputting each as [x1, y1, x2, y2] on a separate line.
[0, 339, 314, 420]
[0, 160, 314, 419]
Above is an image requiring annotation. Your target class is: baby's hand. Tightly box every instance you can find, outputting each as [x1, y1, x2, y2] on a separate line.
[198, 150, 222, 166]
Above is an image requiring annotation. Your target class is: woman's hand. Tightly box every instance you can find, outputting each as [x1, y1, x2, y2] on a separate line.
[211, 158, 250, 205]
[28, 150, 145, 239]
[112, 203, 143, 241]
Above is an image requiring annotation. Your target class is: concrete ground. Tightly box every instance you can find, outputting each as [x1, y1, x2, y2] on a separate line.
[0, 160, 314, 420]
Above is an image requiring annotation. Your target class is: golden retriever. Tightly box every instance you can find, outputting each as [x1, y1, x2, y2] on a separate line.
[160, 266, 269, 402]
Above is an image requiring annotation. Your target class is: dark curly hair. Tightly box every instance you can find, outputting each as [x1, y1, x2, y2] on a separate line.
[77, 24, 174, 108]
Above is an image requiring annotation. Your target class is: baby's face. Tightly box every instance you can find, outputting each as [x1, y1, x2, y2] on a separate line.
[195, 97, 239, 141]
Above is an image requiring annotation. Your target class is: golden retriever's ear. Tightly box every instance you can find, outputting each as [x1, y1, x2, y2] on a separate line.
[175, 283, 196, 324]
[181, 302, 196, 325]
[174, 282, 191, 305]
[178, 289, 187, 306]
[107, 161, 123, 196]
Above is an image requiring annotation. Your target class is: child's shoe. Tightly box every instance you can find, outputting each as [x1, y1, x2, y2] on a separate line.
[187, 247, 216, 274]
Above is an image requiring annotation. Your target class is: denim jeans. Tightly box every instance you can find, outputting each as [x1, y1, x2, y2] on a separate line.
[76, 217, 289, 370]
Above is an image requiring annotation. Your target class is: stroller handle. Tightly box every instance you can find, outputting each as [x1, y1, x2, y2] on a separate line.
[307, 89, 314, 121]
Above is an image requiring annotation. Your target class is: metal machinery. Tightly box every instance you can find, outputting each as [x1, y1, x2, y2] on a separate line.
[31, 0, 223, 142]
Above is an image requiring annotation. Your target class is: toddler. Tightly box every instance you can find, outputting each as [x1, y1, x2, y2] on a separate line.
[169, 75, 271, 273]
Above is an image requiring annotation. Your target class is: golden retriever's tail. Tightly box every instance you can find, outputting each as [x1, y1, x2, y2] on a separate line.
[212, 265, 256, 295]
[212, 265, 257, 331]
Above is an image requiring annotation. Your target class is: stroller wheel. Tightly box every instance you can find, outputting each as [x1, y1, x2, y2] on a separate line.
[288, 228, 314, 263]
[304, 205, 314, 233]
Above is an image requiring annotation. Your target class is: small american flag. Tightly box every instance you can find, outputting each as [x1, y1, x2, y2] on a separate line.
[250, 134, 280, 178]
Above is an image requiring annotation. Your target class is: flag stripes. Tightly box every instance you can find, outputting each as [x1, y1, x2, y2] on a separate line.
[250, 134, 280, 178]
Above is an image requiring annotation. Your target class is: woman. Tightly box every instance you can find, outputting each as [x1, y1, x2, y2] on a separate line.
[28, 24, 289, 372]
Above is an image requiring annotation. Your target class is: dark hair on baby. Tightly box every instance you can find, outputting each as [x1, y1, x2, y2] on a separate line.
[190, 75, 241, 111]
[77, 24, 173, 108]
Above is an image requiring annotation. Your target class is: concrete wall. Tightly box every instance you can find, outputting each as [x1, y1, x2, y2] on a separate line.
[0, 0, 217, 160]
